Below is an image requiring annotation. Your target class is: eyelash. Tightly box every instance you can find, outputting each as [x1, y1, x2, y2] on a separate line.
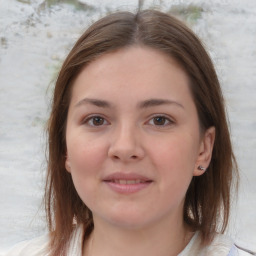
[82, 115, 109, 127]
[82, 114, 174, 128]
[147, 115, 174, 127]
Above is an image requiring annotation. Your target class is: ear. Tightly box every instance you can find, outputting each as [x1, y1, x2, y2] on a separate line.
[193, 126, 215, 176]
[65, 154, 71, 173]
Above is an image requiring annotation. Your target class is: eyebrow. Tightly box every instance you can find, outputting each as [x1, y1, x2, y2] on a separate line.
[138, 99, 184, 109]
[75, 98, 184, 109]
[75, 98, 112, 108]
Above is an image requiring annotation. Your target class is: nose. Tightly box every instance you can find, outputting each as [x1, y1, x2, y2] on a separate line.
[108, 123, 145, 162]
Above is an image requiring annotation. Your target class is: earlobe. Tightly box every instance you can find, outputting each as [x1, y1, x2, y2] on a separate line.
[65, 155, 71, 173]
[193, 126, 215, 176]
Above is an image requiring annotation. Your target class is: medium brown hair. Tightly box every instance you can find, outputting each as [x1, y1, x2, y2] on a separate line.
[45, 9, 238, 255]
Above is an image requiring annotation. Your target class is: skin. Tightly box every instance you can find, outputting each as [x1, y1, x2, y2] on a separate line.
[65, 46, 215, 256]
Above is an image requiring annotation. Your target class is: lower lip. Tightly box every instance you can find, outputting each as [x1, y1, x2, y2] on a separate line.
[104, 181, 152, 194]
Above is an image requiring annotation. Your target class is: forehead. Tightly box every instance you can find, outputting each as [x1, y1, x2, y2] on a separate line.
[86, 47, 185, 79]
[70, 46, 191, 103]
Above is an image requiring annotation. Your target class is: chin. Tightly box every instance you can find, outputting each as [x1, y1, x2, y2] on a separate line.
[102, 210, 155, 230]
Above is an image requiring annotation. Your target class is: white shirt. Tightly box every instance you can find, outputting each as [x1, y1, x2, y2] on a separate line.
[3, 225, 254, 256]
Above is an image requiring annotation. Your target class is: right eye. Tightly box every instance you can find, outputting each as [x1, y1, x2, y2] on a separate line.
[83, 116, 108, 127]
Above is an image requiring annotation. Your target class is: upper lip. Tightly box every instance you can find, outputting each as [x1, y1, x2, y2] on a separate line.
[103, 172, 152, 182]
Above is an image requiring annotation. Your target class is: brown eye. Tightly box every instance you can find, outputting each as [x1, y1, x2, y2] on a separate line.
[84, 116, 108, 126]
[153, 116, 168, 126]
[148, 115, 173, 127]
[91, 117, 105, 126]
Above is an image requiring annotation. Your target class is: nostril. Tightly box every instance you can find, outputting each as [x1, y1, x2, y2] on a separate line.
[111, 154, 138, 160]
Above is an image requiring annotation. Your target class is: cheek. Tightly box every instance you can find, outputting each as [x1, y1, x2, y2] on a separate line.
[148, 133, 199, 187]
[151, 135, 198, 168]
[67, 134, 108, 175]
[66, 135, 109, 206]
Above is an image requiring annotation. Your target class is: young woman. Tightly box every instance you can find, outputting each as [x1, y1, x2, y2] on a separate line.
[5, 9, 254, 256]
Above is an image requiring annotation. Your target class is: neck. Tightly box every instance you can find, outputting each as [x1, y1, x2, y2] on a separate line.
[83, 214, 193, 256]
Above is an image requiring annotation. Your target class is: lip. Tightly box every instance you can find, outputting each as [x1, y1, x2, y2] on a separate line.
[103, 172, 153, 194]
[103, 172, 152, 182]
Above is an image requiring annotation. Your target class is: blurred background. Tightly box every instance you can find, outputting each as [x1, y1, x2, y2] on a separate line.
[0, 0, 255, 253]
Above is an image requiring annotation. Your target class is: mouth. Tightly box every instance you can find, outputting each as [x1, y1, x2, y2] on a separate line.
[103, 173, 153, 194]
[104, 179, 151, 185]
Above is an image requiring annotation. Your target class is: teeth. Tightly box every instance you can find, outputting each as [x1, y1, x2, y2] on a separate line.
[112, 179, 146, 184]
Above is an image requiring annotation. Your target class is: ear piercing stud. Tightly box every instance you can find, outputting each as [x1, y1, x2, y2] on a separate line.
[198, 165, 206, 171]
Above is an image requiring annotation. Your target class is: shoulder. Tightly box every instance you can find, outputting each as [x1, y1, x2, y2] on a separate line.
[3, 234, 50, 256]
[209, 234, 255, 256]
[179, 232, 255, 256]
[3, 224, 85, 256]
[235, 245, 256, 256]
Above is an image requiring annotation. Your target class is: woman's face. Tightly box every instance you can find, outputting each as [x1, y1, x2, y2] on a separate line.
[65, 46, 214, 229]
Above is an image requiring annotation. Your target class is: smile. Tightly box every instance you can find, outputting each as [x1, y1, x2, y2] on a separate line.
[103, 173, 153, 194]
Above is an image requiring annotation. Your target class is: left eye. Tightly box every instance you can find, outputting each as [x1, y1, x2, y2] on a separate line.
[148, 116, 173, 126]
